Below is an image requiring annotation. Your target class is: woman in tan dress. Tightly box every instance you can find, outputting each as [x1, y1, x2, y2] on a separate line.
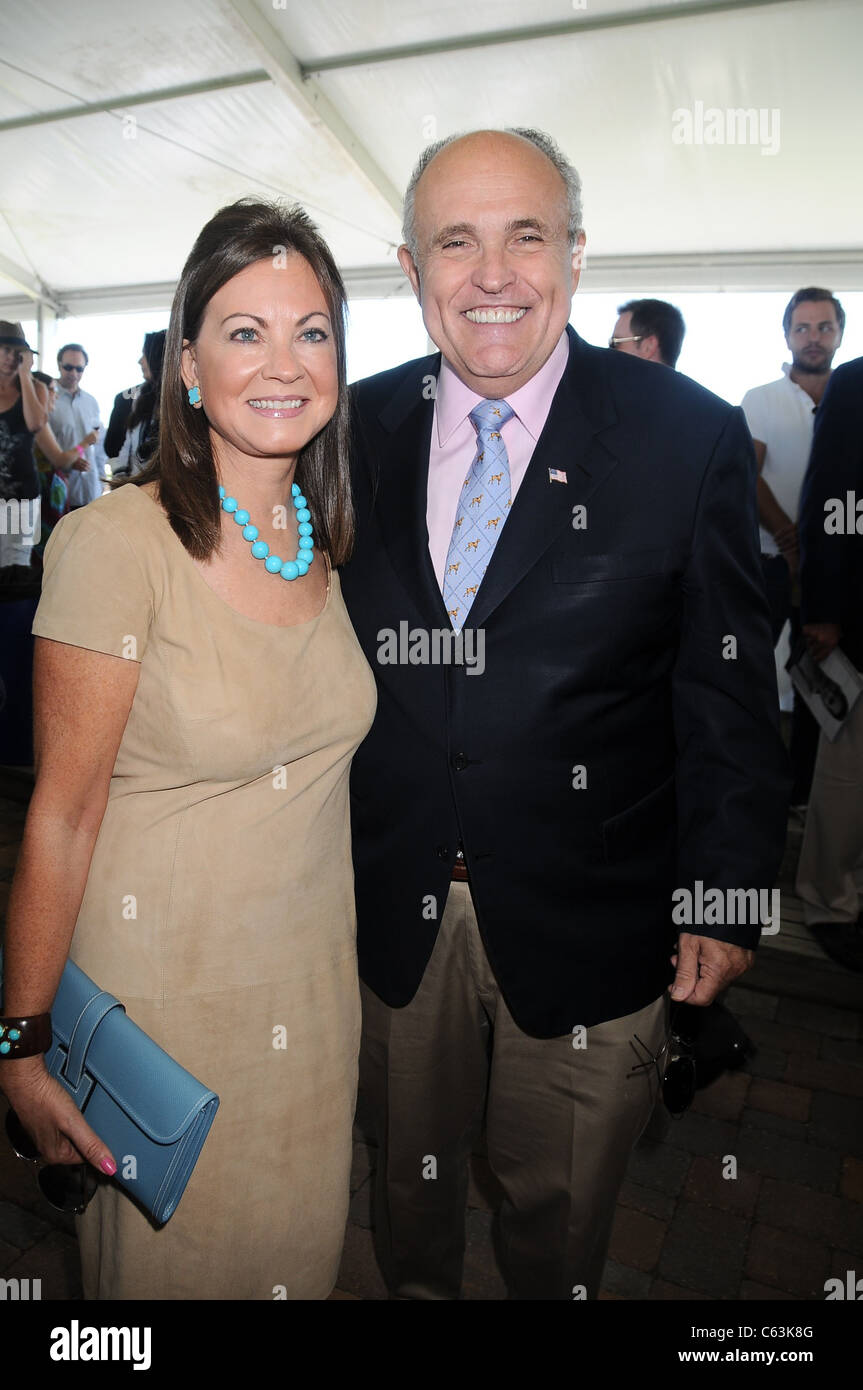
[0, 200, 376, 1298]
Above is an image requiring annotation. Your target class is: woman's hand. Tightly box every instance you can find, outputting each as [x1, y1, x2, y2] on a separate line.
[0, 1055, 116, 1174]
[16, 348, 35, 378]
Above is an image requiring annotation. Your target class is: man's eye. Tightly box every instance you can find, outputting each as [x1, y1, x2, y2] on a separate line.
[517, 233, 542, 243]
[442, 240, 468, 250]
[231, 327, 258, 342]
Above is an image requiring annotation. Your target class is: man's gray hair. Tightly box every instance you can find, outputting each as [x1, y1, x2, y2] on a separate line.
[401, 127, 583, 261]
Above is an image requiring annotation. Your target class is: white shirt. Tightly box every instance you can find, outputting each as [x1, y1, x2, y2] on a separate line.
[740, 364, 818, 556]
[49, 385, 107, 507]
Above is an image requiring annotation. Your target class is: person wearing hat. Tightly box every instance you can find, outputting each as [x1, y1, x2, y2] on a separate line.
[0, 321, 49, 578]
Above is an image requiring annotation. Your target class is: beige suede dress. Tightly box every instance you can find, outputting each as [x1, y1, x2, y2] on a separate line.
[31, 483, 376, 1299]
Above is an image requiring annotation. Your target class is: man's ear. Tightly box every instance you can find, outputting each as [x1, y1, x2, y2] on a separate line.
[571, 232, 587, 293]
[180, 341, 198, 393]
[397, 244, 422, 303]
[640, 335, 662, 362]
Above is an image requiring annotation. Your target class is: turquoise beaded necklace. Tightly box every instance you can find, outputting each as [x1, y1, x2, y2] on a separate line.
[218, 481, 314, 581]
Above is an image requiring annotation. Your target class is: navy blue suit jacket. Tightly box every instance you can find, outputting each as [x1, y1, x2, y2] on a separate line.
[799, 356, 863, 669]
[340, 326, 790, 1036]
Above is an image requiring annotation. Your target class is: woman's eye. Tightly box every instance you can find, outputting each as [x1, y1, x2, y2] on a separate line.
[230, 327, 258, 342]
[301, 328, 328, 343]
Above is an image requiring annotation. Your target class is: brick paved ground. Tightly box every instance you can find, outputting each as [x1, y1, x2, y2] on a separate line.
[1, 783, 861, 1301]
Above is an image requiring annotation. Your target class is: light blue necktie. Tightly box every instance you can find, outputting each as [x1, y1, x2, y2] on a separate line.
[442, 399, 514, 630]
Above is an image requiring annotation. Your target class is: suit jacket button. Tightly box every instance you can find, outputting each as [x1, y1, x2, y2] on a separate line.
[435, 845, 449, 860]
[452, 752, 469, 771]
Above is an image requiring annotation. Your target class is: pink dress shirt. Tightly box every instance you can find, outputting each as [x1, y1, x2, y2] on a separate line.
[426, 333, 571, 587]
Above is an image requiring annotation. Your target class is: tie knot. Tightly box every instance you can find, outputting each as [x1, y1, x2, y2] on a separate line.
[469, 399, 514, 436]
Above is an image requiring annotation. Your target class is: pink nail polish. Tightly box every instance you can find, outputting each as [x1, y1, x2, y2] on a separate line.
[100, 1156, 117, 1175]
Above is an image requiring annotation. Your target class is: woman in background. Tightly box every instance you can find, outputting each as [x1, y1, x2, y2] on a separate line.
[111, 330, 166, 478]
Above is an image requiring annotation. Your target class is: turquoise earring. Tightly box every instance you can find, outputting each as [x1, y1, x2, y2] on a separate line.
[187, 385, 201, 406]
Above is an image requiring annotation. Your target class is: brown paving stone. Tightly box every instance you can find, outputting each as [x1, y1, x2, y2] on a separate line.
[748, 1077, 812, 1122]
[658, 1201, 748, 1298]
[744, 1016, 820, 1057]
[662, 1111, 740, 1159]
[740, 1108, 809, 1142]
[810, 1092, 863, 1158]
[739, 1280, 799, 1300]
[648, 1278, 709, 1300]
[777, 999, 859, 1040]
[335, 1222, 388, 1300]
[328, 1287, 360, 1300]
[683, 1154, 760, 1215]
[827, 1250, 863, 1297]
[691, 1070, 751, 1122]
[745, 1223, 831, 1298]
[462, 1209, 508, 1300]
[617, 1179, 676, 1224]
[742, 1046, 787, 1082]
[820, 1037, 863, 1069]
[600, 1258, 651, 1300]
[607, 1205, 666, 1273]
[784, 1053, 863, 1100]
[725, 986, 778, 1021]
[735, 1125, 840, 1192]
[840, 1156, 863, 1204]
[627, 1137, 692, 1197]
[1, 1229, 81, 1300]
[755, 1179, 845, 1245]
[348, 1176, 373, 1230]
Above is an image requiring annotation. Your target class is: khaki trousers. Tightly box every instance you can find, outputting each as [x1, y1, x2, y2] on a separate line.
[796, 680, 863, 925]
[359, 881, 667, 1300]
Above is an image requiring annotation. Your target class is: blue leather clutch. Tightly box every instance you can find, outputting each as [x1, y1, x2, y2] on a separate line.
[3, 956, 219, 1225]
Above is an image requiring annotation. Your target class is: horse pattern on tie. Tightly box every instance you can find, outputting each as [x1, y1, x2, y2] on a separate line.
[442, 399, 515, 629]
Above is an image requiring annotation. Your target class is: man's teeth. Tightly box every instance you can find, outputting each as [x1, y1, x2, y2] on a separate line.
[464, 308, 527, 324]
[249, 399, 304, 409]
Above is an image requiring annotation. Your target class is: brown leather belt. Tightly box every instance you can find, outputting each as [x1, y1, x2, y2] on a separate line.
[451, 855, 469, 882]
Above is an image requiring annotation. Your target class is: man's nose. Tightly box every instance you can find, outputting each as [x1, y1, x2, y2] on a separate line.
[472, 246, 515, 293]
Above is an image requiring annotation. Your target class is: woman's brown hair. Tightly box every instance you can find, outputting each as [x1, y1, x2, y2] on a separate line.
[118, 198, 353, 564]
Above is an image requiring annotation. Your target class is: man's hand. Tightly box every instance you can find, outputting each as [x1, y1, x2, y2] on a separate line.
[803, 622, 841, 664]
[669, 933, 754, 1005]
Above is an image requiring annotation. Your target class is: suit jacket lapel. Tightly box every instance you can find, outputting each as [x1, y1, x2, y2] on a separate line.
[372, 353, 451, 628]
[467, 328, 619, 630]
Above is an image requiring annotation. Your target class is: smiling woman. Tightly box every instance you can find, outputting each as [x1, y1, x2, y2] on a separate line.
[0, 199, 377, 1299]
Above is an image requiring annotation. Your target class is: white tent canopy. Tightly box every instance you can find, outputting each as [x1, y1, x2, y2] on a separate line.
[1, 0, 860, 339]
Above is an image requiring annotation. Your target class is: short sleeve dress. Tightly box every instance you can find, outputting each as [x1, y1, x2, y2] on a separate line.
[31, 483, 377, 1300]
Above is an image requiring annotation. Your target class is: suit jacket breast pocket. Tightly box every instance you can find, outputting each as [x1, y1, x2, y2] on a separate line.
[551, 547, 684, 585]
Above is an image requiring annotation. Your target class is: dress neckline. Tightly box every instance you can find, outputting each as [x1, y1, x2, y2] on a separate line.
[127, 482, 333, 632]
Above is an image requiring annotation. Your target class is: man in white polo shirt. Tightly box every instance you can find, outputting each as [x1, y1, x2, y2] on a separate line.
[48, 342, 107, 509]
[741, 287, 845, 808]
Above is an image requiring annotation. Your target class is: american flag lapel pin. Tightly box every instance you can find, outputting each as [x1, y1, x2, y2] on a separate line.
[548, 468, 567, 484]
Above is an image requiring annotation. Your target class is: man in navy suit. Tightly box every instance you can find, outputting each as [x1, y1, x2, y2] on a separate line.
[796, 356, 863, 970]
[340, 128, 789, 1299]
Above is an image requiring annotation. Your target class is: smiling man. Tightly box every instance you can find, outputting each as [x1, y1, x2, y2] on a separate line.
[339, 128, 789, 1300]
